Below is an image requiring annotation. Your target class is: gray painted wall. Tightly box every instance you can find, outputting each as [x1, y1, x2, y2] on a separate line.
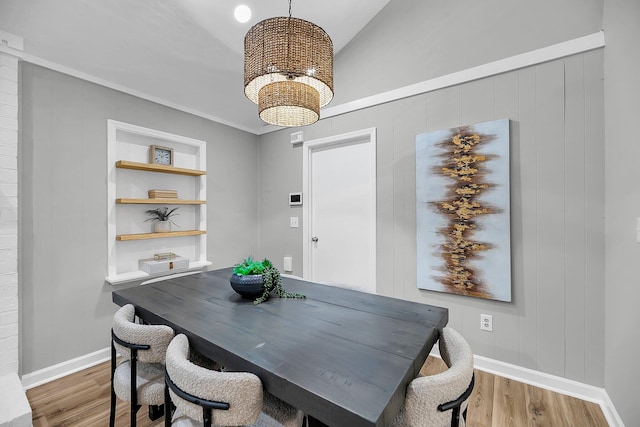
[603, 0, 640, 425]
[258, 51, 605, 387]
[19, 63, 259, 374]
[18, 0, 638, 421]
[333, 0, 603, 106]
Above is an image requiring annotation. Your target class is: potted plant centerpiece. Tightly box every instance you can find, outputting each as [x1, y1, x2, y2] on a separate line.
[230, 257, 305, 304]
[145, 207, 179, 233]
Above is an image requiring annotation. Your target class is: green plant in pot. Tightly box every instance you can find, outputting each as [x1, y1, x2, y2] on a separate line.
[145, 207, 179, 233]
[230, 257, 305, 305]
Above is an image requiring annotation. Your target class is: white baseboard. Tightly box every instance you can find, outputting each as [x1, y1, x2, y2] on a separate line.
[19, 346, 626, 426]
[430, 349, 625, 427]
[21, 347, 110, 390]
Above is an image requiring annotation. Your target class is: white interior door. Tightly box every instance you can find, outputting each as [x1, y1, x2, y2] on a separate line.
[303, 128, 376, 293]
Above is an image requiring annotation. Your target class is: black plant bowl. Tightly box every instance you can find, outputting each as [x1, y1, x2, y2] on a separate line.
[229, 274, 265, 299]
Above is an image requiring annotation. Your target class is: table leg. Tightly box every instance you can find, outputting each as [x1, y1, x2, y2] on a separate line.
[307, 416, 330, 427]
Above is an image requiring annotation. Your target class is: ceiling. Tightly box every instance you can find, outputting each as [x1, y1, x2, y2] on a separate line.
[0, 0, 390, 134]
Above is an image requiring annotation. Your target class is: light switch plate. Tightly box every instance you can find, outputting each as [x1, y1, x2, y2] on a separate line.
[290, 217, 299, 228]
[283, 256, 293, 272]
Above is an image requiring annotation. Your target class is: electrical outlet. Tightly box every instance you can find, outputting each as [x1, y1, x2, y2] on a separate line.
[480, 314, 493, 332]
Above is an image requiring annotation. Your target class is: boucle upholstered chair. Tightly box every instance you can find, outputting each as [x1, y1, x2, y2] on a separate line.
[392, 327, 475, 427]
[110, 304, 175, 427]
[164, 334, 305, 427]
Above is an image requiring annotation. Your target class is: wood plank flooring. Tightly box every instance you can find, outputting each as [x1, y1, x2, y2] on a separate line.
[26, 357, 608, 426]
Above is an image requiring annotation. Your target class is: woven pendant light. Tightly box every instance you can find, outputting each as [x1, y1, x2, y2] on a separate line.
[244, 1, 333, 127]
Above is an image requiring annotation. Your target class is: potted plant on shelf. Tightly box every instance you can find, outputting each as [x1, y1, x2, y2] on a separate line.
[145, 207, 179, 233]
[230, 257, 305, 305]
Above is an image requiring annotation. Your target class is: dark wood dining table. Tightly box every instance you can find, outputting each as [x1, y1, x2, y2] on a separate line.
[112, 268, 448, 427]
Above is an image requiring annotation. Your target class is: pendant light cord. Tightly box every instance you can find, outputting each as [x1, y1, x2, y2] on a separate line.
[286, 0, 292, 78]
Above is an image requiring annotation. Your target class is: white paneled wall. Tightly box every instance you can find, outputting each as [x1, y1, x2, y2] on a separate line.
[259, 50, 605, 387]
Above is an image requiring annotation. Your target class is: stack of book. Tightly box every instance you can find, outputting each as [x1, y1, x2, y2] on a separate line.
[148, 189, 178, 199]
[154, 252, 176, 261]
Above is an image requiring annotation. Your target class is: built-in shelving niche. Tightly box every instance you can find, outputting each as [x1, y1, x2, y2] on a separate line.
[106, 120, 211, 285]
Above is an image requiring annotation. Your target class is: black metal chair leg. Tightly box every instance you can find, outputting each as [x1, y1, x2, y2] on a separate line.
[149, 404, 164, 421]
[451, 407, 460, 427]
[130, 405, 137, 427]
[130, 347, 139, 427]
[165, 383, 172, 427]
[109, 387, 116, 427]
[110, 341, 117, 427]
[112, 329, 150, 427]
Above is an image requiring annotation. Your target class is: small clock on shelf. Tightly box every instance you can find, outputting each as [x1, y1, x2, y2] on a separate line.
[149, 145, 174, 166]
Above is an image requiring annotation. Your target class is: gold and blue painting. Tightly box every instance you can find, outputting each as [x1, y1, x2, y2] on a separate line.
[416, 118, 511, 302]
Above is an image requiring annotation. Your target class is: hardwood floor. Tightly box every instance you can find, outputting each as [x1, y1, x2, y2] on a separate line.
[26, 357, 608, 426]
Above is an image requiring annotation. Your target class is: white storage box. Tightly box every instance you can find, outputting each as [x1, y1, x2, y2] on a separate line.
[139, 256, 189, 274]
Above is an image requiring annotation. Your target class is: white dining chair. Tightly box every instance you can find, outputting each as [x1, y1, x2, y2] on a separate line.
[391, 327, 475, 427]
[164, 334, 305, 427]
[110, 303, 175, 427]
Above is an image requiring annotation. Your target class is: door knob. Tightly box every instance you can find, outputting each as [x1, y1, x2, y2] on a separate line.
[311, 236, 319, 243]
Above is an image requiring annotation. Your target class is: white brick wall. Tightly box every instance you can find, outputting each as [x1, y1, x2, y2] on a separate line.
[0, 32, 31, 427]
[0, 43, 20, 379]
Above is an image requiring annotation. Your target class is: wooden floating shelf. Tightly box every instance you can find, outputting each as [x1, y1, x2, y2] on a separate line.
[116, 230, 206, 241]
[116, 160, 206, 176]
[116, 198, 206, 205]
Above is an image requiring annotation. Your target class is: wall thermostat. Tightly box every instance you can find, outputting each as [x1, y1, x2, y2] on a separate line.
[289, 192, 303, 206]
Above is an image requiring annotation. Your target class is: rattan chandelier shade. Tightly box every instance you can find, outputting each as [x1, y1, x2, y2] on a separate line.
[259, 81, 320, 126]
[244, 15, 334, 127]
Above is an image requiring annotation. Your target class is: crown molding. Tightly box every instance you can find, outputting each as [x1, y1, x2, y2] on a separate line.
[320, 32, 605, 123]
[0, 30, 24, 58]
[20, 53, 257, 134]
[17, 31, 603, 136]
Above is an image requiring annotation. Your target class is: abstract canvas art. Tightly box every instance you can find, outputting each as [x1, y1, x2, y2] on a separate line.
[416, 119, 511, 301]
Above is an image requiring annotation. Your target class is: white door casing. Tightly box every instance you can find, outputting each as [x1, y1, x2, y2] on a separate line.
[302, 128, 376, 293]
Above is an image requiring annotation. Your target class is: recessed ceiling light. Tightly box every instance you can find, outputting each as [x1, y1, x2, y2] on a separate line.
[234, 5, 251, 23]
